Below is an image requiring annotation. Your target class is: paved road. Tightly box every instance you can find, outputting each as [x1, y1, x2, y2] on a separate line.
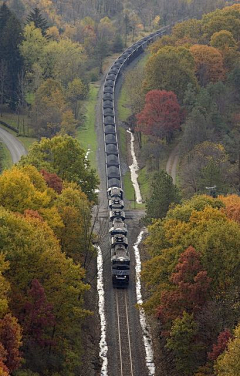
[0, 127, 27, 163]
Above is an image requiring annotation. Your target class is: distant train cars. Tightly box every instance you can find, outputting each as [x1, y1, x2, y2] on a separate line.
[102, 26, 169, 287]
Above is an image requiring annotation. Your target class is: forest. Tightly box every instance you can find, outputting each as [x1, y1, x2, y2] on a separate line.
[126, 4, 240, 376]
[123, 4, 240, 205]
[0, 0, 239, 375]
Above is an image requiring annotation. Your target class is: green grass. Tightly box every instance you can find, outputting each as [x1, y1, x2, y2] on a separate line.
[117, 53, 149, 123]
[118, 86, 132, 122]
[0, 112, 30, 133]
[118, 127, 127, 157]
[18, 136, 37, 151]
[1, 143, 12, 170]
[77, 84, 99, 170]
[138, 166, 151, 201]
[116, 52, 152, 209]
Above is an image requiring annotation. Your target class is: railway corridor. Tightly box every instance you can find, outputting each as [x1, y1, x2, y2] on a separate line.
[115, 289, 134, 376]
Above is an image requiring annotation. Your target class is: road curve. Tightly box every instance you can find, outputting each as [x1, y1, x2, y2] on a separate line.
[0, 127, 27, 164]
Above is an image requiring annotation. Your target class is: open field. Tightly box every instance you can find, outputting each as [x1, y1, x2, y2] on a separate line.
[77, 84, 99, 170]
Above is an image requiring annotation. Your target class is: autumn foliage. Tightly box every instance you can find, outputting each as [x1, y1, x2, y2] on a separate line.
[143, 194, 240, 375]
[208, 329, 232, 361]
[190, 45, 225, 86]
[219, 195, 240, 224]
[41, 169, 63, 194]
[0, 314, 22, 373]
[136, 90, 181, 142]
[22, 279, 56, 347]
[157, 246, 211, 325]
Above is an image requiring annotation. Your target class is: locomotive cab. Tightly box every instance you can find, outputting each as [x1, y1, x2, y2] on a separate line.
[108, 197, 124, 210]
[111, 246, 130, 286]
[107, 186, 123, 200]
[109, 210, 125, 221]
[111, 234, 128, 247]
[109, 218, 127, 236]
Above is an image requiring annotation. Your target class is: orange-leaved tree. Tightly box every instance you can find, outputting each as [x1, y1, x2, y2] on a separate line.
[190, 44, 225, 86]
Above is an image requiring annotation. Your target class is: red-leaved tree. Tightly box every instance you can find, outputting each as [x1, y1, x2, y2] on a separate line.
[208, 329, 232, 361]
[0, 343, 10, 375]
[136, 90, 181, 142]
[41, 169, 63, 194]
[22, 279, 56, 348]
[0, 314, 22, 373]
[157, 246, 211, 325]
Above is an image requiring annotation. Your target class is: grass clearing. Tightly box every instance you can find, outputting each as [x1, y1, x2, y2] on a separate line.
[1, 143, 12, 170]
[0, 113, 37, 150]
[138, 167, 151, 201]
[0, 112, 30, 133]
[117, 52, 151, 207]
[118, 86, 132, 122]
[18, 136, 37, 150]
[77, 84, 99, 170]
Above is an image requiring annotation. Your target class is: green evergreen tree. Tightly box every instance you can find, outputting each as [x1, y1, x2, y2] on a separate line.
[146, 170, 180, 220]
[0, 3, 23, 109]
[26, 7, 48, 36]
[112, 34, 124, 53]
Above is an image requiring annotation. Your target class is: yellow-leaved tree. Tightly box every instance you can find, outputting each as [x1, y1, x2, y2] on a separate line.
[215, 324, 240, 376]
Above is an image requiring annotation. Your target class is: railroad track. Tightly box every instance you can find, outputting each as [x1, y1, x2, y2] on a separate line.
[115, 289, 134, 376]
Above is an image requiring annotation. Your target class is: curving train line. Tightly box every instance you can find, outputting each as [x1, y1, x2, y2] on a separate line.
[102, 25, 171, 287]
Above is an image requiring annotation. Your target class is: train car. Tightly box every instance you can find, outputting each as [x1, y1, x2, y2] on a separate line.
[105, 134, 117, 145]
[104, 79, 114, 87]
[111, 244, 130, 286]
[105, 143, 118, 155]
[103, 108, 114, 117]
[107, 154, 119, 166]
[108, 178, 121, 188]
[107, 186, 123, 200]
[104, 124, 116, 135]
[103, 99, 114, 109]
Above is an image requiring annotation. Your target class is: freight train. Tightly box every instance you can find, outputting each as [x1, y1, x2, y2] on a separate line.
[103, 26, 171, 286]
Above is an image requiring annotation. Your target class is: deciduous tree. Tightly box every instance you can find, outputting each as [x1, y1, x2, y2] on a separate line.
[208, 329, 232, 361]
[18, 135, 99, 202]
[167, 312, 199, 376]
[143, 46, 197, 102]
[22, 279, 55, 347]
[215, 324, 240, 376]
[136, 90, 181, 142]
[0, 314, 22, 373]
[190, 45, 225, 86]
[157, 246, 211, 324]
[41, 169, 63, 194]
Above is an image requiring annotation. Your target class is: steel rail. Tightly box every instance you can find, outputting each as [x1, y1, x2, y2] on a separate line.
[115, 289, 134, 376]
